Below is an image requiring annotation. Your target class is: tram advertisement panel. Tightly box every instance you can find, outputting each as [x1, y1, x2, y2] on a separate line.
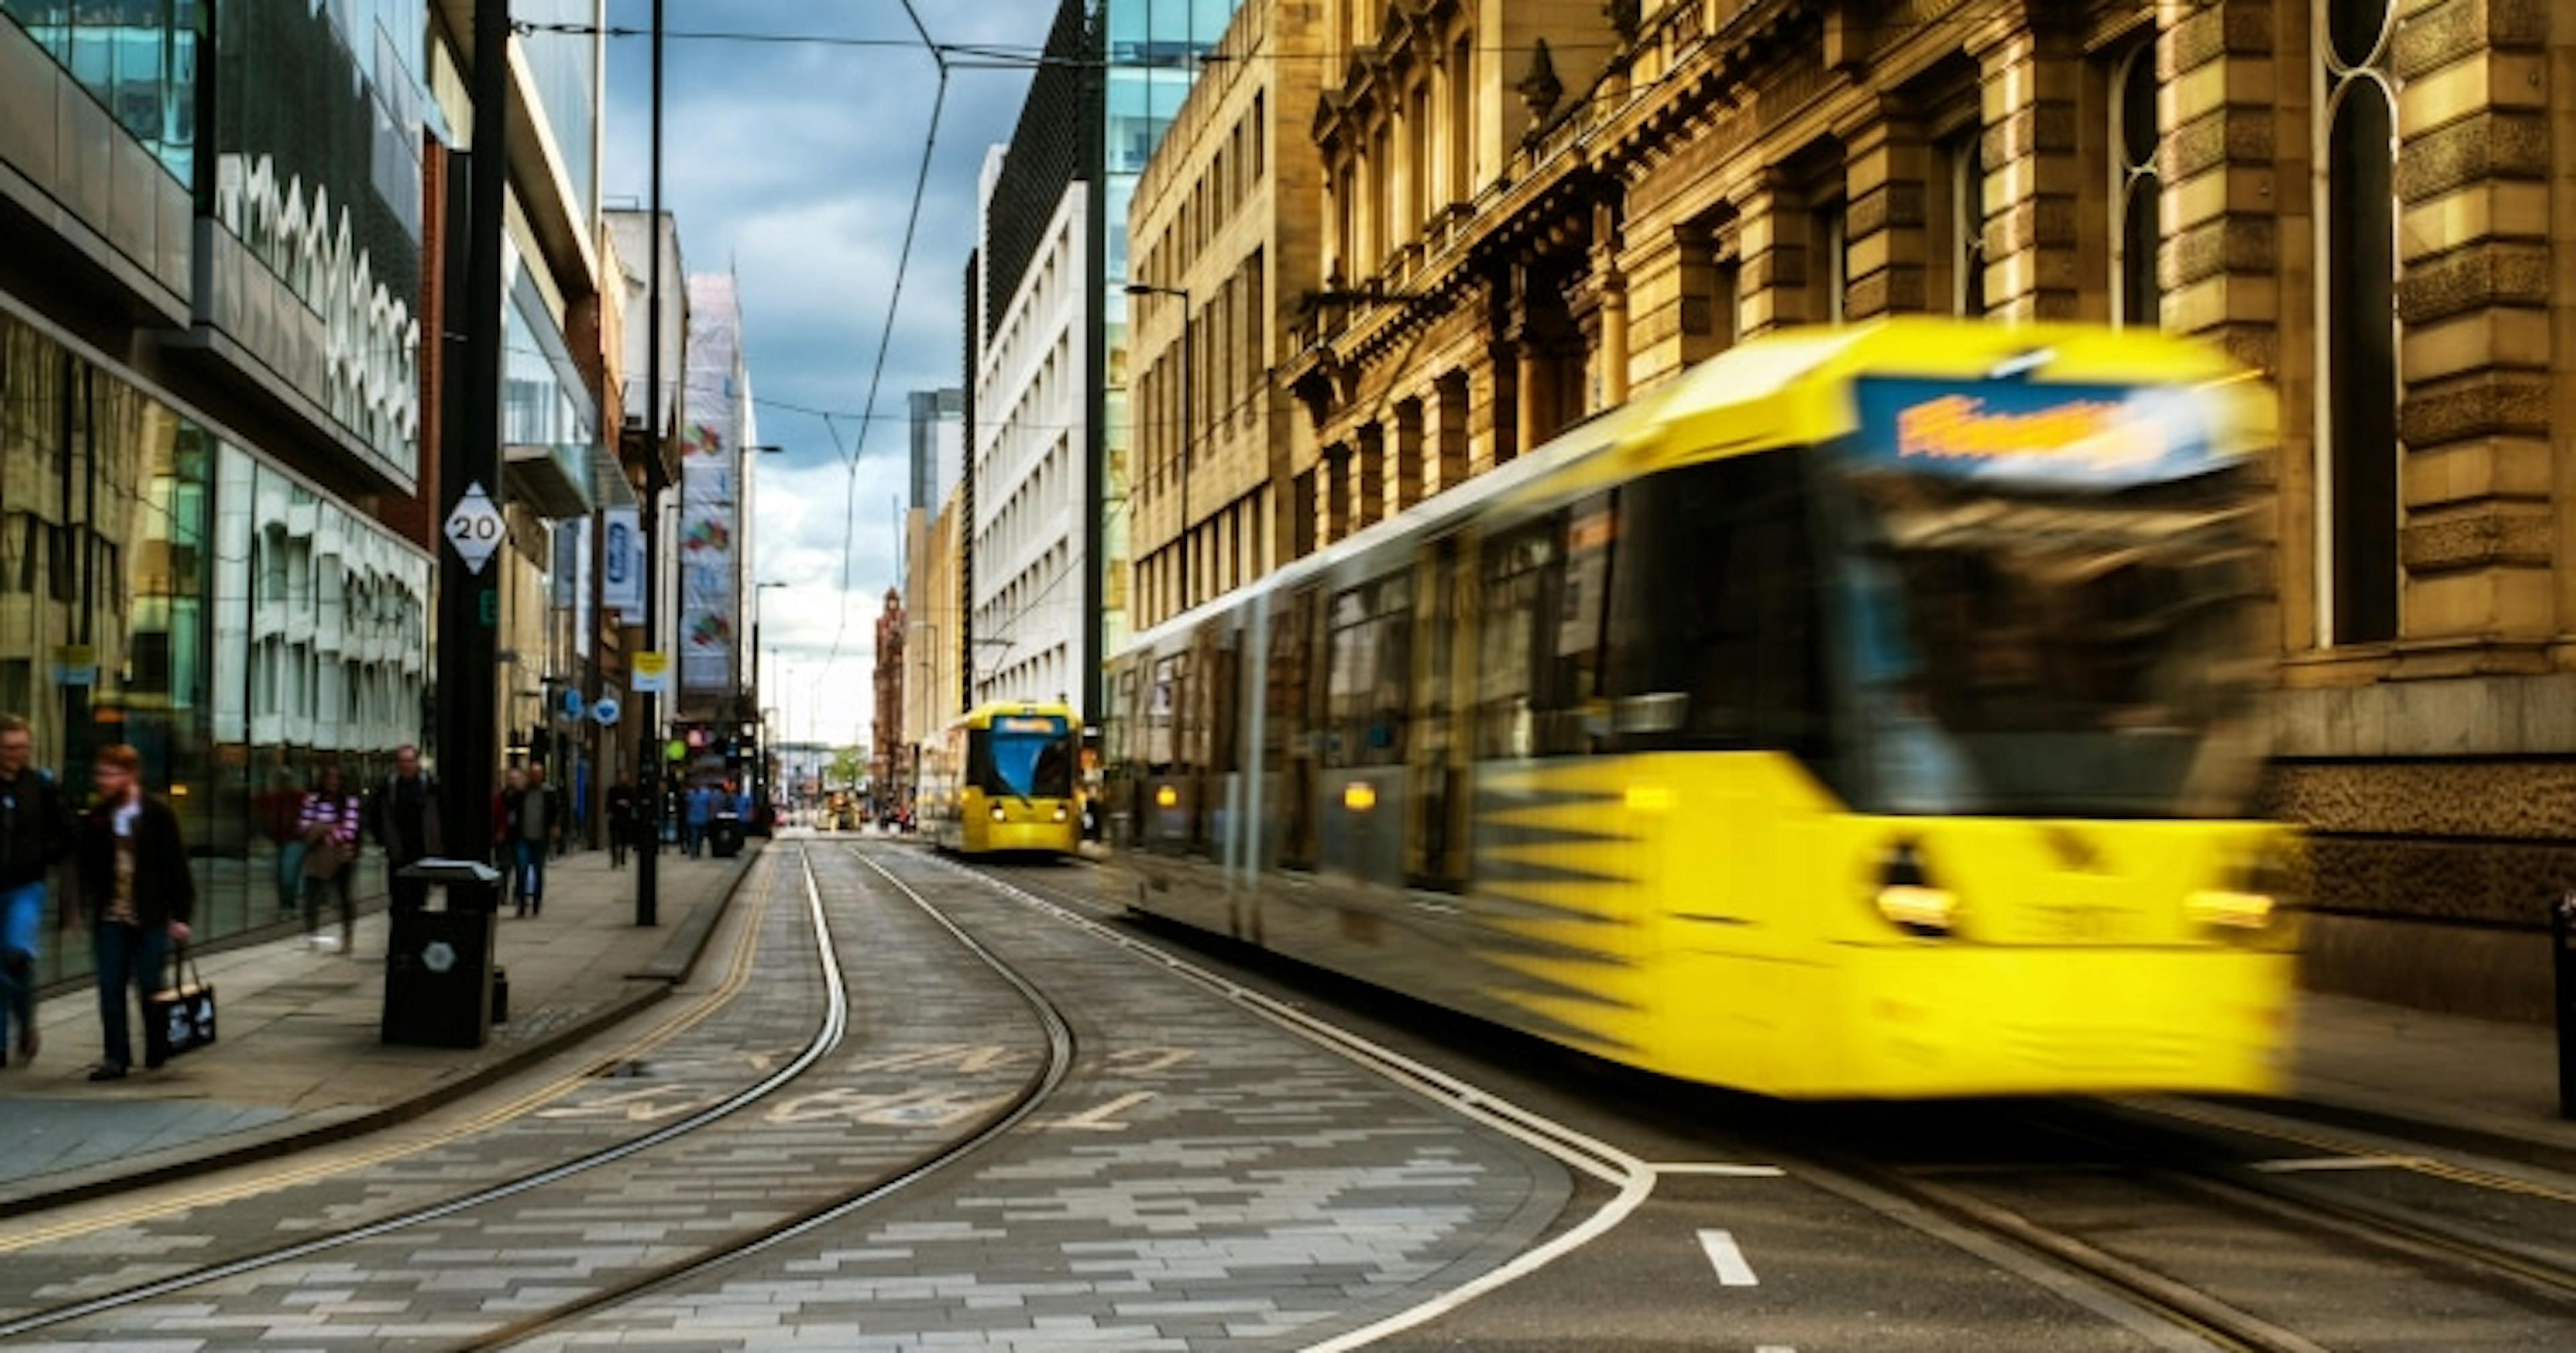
[1850, 378, 2228, 488]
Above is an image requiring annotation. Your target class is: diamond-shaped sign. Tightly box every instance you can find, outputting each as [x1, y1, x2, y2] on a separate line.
[422, 940, 457, 974]
[443, 482, 506, 575]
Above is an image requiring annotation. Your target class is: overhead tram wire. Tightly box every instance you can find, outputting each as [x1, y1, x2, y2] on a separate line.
[811, 0, 951, 708]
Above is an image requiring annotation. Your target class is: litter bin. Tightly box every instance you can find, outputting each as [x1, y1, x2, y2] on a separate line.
[384, 859, 504, 1049]
[709, 812, 746, 859]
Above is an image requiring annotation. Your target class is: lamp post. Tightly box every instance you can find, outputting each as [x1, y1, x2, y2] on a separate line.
[751, 580, 787, 816]
[635, 0, 665, 928]
[1124, 282, 1191, 619]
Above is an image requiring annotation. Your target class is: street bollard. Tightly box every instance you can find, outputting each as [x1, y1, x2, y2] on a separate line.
[2557, 892, 2576, 1121]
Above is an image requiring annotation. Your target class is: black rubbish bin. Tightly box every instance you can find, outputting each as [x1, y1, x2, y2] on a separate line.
[709, 812, 745, 859]
[384, 859, 504, 1049]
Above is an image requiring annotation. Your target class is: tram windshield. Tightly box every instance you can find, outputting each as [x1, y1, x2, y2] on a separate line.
[1833, 378, 2265, 818]
[970, 716, 1075, 800]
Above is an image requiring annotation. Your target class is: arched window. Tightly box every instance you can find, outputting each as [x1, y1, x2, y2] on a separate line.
[2320, 0, 2399, 645]
[2111, 43, 2161, 328]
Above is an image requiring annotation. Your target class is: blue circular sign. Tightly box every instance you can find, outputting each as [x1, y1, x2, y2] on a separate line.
[560, 689, 586, 720]
[591, 696, 622, 727]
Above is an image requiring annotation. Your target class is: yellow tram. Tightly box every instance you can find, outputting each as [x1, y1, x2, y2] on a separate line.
[920, 701, 1083, 855]
[1099, 320, 2301, 1099]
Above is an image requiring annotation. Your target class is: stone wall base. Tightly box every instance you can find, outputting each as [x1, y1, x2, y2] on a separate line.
[2298, 910, 2555, 1024]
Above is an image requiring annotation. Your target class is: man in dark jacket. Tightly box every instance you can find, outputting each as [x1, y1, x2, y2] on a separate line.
[604, 776, 635, 869]
[371, 743, 442, 912]
[72, 743, 193, 1081]
[0, 714, 73, 1067]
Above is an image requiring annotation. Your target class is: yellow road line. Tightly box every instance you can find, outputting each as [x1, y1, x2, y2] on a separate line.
[0, 853, 782, 1252]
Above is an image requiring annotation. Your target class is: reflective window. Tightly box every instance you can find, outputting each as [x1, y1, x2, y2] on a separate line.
[2, 0, 203, 182]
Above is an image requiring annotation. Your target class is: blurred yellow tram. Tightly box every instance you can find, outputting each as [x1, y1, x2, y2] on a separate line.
[1099, 320, 2302, 1099]
[920, 701, 1082, 855]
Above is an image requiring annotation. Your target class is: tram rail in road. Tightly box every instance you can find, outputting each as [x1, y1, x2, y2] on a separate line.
[0, 845, 1070, 1347]
[941, 848, 2576, 1353]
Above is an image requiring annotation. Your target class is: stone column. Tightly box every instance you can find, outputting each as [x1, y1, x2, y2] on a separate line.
[2391, 0, 2554, 656]
[2159, 0, 2292, 641]
[1731, 173, 1813, 336]
[1974, 17, 2082, 320]
[1838, 95, 1930, 319]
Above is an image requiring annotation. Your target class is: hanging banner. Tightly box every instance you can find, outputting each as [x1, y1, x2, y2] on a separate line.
[631, 651, 672, 694]
[680, 276, 745, 706]
[600, 507, 643, 614]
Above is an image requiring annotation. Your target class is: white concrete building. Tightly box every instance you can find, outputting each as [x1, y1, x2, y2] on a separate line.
[969, 170, 1091, 710]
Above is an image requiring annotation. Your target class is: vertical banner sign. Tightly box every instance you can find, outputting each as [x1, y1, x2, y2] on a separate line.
[601, 507, 643, 614]
[680, 276, 745, 707]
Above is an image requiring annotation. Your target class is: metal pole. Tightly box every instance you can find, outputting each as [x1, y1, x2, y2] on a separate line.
[435, 0, 508, 887]
[634, 0, 665, 926]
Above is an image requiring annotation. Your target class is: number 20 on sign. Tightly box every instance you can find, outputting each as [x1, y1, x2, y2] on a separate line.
[443, 482, 506, 576]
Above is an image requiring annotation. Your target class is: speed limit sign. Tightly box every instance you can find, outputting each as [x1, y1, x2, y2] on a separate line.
[443, 482, 505, 575]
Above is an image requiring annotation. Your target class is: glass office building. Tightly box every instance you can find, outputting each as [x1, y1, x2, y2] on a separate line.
[0, 305, 431, 991]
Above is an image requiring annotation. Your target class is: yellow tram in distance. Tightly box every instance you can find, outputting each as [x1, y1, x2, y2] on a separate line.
[920, 701, 1083, 855]
[1099, 319, 2302, 1100]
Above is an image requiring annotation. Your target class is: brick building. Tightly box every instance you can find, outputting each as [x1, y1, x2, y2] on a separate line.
[871, 587, 907, 811]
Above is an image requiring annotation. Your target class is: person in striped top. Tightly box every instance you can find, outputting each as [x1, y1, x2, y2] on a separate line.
[299, 763, 361, 952]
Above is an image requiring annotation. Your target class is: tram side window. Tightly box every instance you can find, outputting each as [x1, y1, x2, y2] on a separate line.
[1268, 590, 1321, 868]
[1602, 453, 1829, 761]
[1475, 517, 1558, 761]
[1324, 573, 1412, 769]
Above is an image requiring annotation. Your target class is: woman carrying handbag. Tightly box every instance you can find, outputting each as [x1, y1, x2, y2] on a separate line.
[298, 763, 360, 953]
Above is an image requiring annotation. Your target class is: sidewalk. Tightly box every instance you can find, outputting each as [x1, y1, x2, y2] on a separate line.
[0, 841, 764, 1213]
[2271, 989, 2576, 1170]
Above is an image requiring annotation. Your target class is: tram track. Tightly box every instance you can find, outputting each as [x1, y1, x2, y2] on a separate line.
[0, 843, 1081, 1349]
[957, 851, 2576, 1353]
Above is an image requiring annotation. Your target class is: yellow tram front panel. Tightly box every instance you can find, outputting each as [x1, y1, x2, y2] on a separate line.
[1462, 754, 2300, 1099]
[955, 788, 1079, 855]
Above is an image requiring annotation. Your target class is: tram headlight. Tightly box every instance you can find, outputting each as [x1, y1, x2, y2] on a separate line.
[1874, 841, 1956, 936]
[1052, 805, 1069, 823]
[989, 804, 1008, 823]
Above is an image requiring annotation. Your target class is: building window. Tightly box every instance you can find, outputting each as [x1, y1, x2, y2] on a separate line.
[2320, 0, 2399, 645]
[1813, 201, 1847, 324]
[1945, 131, 1986, 317]
[2111, 42, 2161, 328]
[1450, 34, 1474, 201]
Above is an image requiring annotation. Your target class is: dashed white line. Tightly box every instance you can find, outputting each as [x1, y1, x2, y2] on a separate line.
[1698, 1228, 1761, 1287]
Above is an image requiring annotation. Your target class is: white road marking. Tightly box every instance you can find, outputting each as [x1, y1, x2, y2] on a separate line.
[2249, 1155, 2409, 1174]
[1698, 1228, 1760, 1287]
[1652, 1162, 1786, 1177]
[1049, 1090, 1156, 1131]
[1756, 1346, 1799, 1352]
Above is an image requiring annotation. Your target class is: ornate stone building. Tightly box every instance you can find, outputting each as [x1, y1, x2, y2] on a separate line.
[1258, 0, 2576, 1020]
[1129, 0, 1328, 631]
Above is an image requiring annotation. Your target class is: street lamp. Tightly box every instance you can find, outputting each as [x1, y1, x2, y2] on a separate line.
[1126, 280, 1191, 620]
[752, 580, 788, 814]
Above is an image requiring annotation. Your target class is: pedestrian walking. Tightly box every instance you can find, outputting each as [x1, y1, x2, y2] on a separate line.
[72, 744, 193, 1081]
[684, 782, 714, 859]
[604, 775, 635, 869]
[0, 714, 72, 1069]
[298, 763, 360, 952]
[502, 764, 551, 917]
[370, 744, 441, 912]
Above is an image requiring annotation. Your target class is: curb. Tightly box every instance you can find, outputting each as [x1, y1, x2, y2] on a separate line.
[0, 842, 770, 1220]
[2222, 1093, 2576, 1179]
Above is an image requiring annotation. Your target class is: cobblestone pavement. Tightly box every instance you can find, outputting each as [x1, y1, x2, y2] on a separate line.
[515, 841, 1573, 1352]
[0, 845, 1051, 1348]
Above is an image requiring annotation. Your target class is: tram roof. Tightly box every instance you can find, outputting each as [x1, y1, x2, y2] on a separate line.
[1614, 317, 2256, 480]
[953, 700, 1078, 730]
[1115, 320, 2263, 656]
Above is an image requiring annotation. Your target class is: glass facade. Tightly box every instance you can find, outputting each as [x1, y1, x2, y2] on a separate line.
[516, 0, 600, 225]
[0, 0, 204, 183]
[0, 307, 430, 992]
[1100, 0, 1236, 675]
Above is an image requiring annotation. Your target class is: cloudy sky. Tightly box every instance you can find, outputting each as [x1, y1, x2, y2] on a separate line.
[598, 0, 1057, 751]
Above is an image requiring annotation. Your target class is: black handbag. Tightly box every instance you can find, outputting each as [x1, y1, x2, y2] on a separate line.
[144, 944, 217, 1063]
